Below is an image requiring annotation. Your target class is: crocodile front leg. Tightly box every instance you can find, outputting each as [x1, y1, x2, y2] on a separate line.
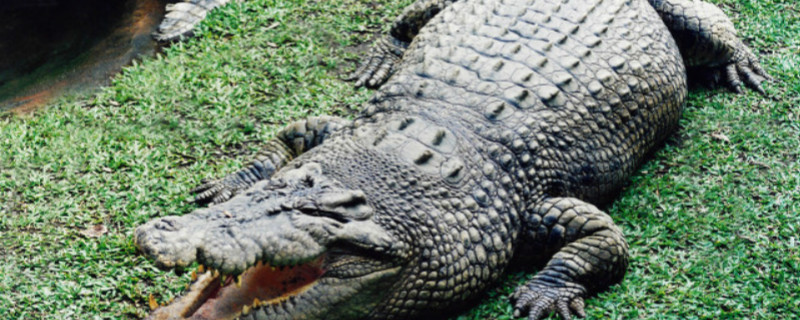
[513, 198, 629, 320]
[347, 0, 457, 88]
[192, 116, 349, 204]
[648, 0, 773, 94]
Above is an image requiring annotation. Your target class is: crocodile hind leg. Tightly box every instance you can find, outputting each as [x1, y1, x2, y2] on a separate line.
[154, 0, 235, 42]
[647, 0, 773, 94]
[192, 116, 349, 204]
[513, 198, 629, 320]
[347, 0, 457, 88]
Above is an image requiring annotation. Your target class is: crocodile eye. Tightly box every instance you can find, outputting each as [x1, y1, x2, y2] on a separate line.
[154, 218, 181, 231]
[317, 190, 374, 221]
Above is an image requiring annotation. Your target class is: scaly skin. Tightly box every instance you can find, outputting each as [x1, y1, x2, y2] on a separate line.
[135, 0, 771, 319]
[154, 0, 235, 42]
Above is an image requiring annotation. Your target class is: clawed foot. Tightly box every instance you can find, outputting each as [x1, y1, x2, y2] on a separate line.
[512, 281, 587, 320]
[346, 36, 409, 88]
[719, 43, 773, 95]
[154, 2, 211, 42]
[191, 178, 240, 204]
[191, 161, 277, 204]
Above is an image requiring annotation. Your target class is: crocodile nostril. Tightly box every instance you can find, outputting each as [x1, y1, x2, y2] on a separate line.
[155, 218, 180, 231]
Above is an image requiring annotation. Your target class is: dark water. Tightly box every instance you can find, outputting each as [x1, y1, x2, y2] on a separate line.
[0, 0, 168, 113]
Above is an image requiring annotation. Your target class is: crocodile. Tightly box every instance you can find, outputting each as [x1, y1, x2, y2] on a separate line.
[134, 0, 771, 319]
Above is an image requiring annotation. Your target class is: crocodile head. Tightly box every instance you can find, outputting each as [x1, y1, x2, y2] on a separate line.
[135, 162, 407, 319]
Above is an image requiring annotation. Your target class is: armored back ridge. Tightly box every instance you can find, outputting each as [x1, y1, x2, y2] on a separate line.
[135, 0, 771, 319]
[360, 0, 686, 204]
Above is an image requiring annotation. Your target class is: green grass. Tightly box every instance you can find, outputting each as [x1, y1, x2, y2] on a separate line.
[0, 0, 797, 319]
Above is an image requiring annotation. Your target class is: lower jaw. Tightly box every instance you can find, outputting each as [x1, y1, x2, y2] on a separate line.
[145, 271, 219, 320]
[146, 259, 325, 320]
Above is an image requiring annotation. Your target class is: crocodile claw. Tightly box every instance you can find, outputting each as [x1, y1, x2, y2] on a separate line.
[154, 0, 232, 42]
[512, 281, 587, 320]
[191, 178, 239, 204]
[346, 36, 409, 88]
[191, 159, 277, 205]
[722, 43, 773, 95]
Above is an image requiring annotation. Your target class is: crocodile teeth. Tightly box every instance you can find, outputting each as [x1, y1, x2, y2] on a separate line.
[253, 298, 262, 306]
[242, 305, 251, 315]
[236, 275, 243, 288]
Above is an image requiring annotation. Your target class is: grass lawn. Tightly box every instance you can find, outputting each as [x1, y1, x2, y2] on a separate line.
[1, 0, 797, 318]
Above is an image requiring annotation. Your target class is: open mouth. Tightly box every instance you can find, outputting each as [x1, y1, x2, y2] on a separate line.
[148, 255, 326, 320]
